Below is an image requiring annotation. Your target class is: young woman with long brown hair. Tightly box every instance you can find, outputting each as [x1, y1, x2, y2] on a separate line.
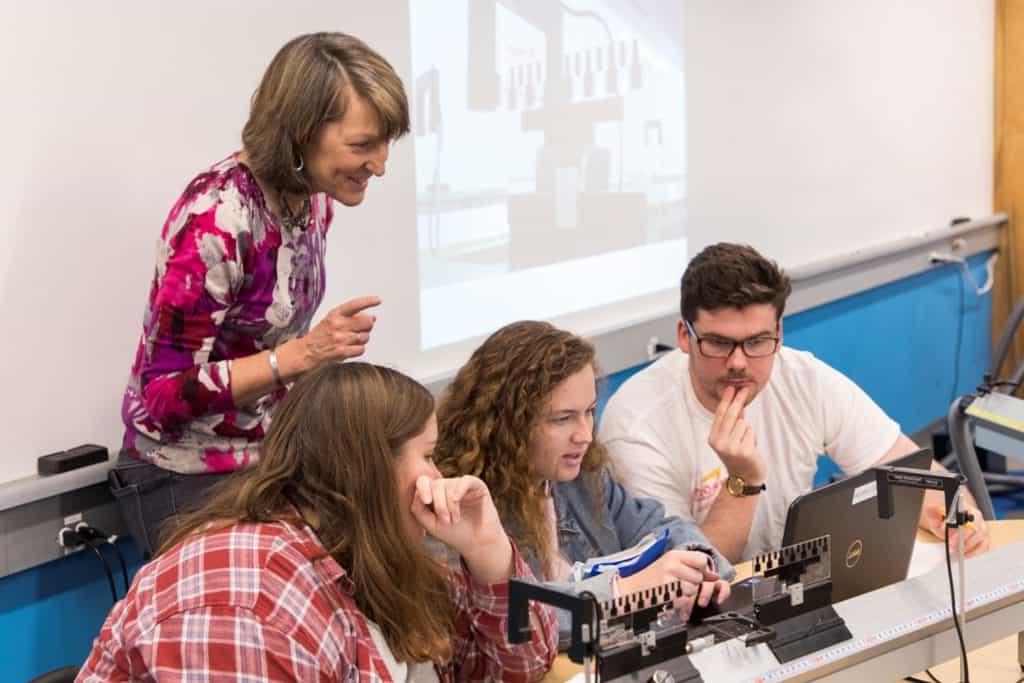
[81, 362, 557, 682]
[435, 321, 733, 631]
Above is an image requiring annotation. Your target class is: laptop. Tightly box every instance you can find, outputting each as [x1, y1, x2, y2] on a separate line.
[781, 448, 933, 603]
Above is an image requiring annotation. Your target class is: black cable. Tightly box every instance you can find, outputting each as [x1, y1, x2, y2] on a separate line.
[906, 673, 944, 683]
[80, 537, 118, 605]
[951, 263, 966, 406]
[945, 523, 970, 682]
[78, 524, 130, 594]
[108, 541, 130, 595]
[981, 380, 1021, 393]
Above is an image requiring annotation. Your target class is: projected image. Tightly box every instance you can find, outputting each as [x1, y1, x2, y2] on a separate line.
[410, 1, 685, 348]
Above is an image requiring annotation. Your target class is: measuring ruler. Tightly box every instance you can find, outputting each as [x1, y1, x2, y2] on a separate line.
[755, 576, 1024, 681]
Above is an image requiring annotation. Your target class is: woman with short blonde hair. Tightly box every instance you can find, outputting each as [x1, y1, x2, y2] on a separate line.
[112, 32, 411, 557]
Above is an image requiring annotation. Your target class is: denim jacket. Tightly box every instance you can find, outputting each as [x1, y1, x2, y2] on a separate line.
[512, 469, 733, 647]
[521, 469, 735, 592]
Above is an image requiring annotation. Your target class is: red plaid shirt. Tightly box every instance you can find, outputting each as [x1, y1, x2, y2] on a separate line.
[78, 520, 557, 682]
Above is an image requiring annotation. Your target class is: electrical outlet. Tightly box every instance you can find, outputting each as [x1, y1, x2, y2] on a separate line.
[930, 251, 961, 265]
[0, 482, 126, 577]
[647, 336, 660, 360]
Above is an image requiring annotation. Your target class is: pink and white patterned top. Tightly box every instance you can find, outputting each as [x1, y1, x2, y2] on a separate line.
[121, 153, 333, 474]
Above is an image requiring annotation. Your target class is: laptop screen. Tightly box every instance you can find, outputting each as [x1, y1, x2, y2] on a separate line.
[781, 448, 933, 602]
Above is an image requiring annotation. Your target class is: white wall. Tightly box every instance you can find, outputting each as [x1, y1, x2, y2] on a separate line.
[685, 1, 993, 263]
[0, 1, 994, 485]
[0, 1, 415, 482]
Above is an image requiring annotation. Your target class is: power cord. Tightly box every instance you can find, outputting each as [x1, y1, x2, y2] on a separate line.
[58, 527, 117, 604]
[945, 522, 970, 682]
[929, 251, 998, 297]
[976, 378, 1022, 394]
[928, 256, 967, 406]
[80, 536, 119, 603]
[951, 263, 965, 406]
[929, 252, 998, 405]
[76, 523, 130, 595]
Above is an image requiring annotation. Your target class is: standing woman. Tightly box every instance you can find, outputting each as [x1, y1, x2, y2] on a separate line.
[81, 363, 558, 682]
[435, 321, 733, 622]
[111, 32, 410, 555]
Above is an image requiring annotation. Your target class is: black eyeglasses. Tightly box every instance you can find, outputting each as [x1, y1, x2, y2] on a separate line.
[684, 319, 780, 359]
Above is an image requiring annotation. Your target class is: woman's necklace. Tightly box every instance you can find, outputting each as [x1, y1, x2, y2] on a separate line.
[278, 189, 311, 232]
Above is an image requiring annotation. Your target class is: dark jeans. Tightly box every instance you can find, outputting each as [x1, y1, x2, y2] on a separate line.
[108, 451, 230, 558]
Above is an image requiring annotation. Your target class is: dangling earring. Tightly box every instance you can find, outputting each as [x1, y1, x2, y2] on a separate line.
[280, 150, 311, 232]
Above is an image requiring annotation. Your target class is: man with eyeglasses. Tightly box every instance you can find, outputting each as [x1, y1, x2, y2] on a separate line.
[599, 242, 990, 563]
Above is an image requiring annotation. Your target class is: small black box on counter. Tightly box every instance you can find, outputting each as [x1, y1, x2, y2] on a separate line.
[37, 444, 110, 475]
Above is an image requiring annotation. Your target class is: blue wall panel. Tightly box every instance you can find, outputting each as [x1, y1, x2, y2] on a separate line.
[783, 255, 992, 436]
[786, 255, 992, 485]
[0, 541, 143, 681]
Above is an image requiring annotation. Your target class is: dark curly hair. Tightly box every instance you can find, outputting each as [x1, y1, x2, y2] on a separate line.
[681, 242, 792, 322]
[435, 321, 608, 571]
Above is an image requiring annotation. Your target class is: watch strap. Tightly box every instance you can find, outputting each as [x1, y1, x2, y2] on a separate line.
[727, 475, 766, 497]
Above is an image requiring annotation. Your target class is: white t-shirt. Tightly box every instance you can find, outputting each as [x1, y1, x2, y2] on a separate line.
[366, 619, 440, 683]
[598, 347, 900, 560]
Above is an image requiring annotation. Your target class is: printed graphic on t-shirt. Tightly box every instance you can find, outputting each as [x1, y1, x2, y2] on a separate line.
[693, 466, 725, 518]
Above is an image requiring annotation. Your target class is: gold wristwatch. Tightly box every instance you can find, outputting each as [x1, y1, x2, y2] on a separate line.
[725, 474, 766, 497]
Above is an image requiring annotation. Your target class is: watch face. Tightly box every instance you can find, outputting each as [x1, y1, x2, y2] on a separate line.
[727, 476, 744, 496]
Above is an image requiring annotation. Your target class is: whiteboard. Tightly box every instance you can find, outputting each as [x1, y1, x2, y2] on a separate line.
[0, 1, 994, 486]
[684, 1, 993, 264]
[0, 1, 414, 485]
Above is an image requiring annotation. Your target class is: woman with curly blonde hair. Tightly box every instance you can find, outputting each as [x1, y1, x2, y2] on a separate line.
[436, 321, 733, 625]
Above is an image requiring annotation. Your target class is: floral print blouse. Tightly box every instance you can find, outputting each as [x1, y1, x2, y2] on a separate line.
[121, 153, 333, 473]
